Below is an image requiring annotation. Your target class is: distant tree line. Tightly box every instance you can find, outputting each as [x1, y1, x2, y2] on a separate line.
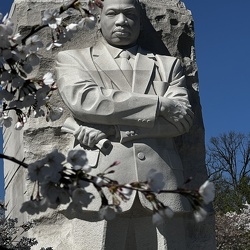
[206, 131, 250, 249]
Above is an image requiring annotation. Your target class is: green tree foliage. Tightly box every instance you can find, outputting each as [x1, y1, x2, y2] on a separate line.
[206, 131, 250, 213]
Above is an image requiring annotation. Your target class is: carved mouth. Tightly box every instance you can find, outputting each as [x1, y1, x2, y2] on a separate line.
[113, 29, 130, 37]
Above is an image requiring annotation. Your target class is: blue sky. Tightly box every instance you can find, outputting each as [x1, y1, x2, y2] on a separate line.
[1, 1, 250, 199]
[184, 0, 250, 141]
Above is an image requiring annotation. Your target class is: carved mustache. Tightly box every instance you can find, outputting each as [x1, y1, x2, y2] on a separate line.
[113, 27, 130, 33]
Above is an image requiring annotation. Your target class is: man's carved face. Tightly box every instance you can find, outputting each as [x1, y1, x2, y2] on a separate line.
[100, 0, 141, 47]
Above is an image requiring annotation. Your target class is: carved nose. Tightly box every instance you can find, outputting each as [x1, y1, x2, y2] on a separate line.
[115, 13, 127, 25]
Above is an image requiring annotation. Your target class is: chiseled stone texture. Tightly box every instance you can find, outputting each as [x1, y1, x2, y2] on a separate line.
[3, 0, 216, 249]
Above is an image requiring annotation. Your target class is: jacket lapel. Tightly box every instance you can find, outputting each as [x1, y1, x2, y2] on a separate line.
[132, 47, 155, 94]
[92, 42, 131, 91]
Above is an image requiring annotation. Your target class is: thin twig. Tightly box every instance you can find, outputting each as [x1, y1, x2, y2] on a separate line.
[0, 153, 28, 168]
[19, 0, 79, 45]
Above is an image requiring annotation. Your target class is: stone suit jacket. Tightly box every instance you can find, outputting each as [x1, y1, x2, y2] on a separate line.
[56, 41, 193, 212]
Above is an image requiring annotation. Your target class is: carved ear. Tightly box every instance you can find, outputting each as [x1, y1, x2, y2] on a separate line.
[97, 15, 101, 30]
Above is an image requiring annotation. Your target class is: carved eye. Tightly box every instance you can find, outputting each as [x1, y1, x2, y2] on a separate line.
[106, 10, 116, 17]
[124, 11, 137, 19]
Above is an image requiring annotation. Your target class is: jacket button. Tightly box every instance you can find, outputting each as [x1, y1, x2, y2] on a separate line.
[130, 130, 135, 136]
[137, 152, 145, 160]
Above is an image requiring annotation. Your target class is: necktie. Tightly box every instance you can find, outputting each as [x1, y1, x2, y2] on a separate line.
[119, 50, 133, 84]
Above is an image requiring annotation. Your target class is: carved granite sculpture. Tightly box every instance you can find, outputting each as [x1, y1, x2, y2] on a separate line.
[56, 0, 194, 248]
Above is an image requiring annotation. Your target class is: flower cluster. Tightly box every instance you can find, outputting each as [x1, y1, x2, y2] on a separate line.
[43, 1, 97, 50]
[19, 149, 215, 226]
[0, 0, 99, 130]
[151, 177, 215, 225]
[225, 202, 250, 231]
[0, 13, 61, 129]
[20, 149, 92, 215]
[215, 202, 250, 249]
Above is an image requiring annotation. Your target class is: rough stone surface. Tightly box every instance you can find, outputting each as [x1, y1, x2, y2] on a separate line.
[3, 0, 216, 249]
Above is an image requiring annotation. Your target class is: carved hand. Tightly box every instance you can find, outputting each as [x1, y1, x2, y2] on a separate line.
[159, 97, 194, 133]
[74, 126, 107, 148]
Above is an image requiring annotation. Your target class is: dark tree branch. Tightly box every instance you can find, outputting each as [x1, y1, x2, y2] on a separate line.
[0, 153, 28, 168]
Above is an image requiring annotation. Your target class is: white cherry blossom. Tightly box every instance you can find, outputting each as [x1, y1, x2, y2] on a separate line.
[199, 180, 215, 204]
[99, 206, 116, 220]
[146, 169, 164, 193]
[43, 72, 54, 86]
[84, 16, 96, 30]
[93, 176, 104, 186]
[46, 41, 62, 50]
[2, 14, 14, 32]
[46, 106, 63, 121]
[11, 32, 22, 44]
[66, 23, 78, 32]
[82, 164, 91, 173]
[42, 9, 62, 29]
[26, 35, 43, 52]
[152, 211, 163, 226]
[152, 207, 174, 226]
[119, 184, 133, 200]
[14, 121, 24, 130]
[0, 19, 13, 36]
[63, 24, 79, 41]
[194, 207, 207, 222]
[33, 108, 45, 118]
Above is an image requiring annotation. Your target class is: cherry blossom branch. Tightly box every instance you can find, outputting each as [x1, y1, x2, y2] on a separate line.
[1, 0, 99, 129]
[0, 153, 28, 168]
[19, 0, 79, 46]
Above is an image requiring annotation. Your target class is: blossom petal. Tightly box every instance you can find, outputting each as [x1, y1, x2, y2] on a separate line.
[199, 180, 215, 204]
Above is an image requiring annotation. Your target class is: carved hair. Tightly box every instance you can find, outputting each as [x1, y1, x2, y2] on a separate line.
[99, 0, 141, 9]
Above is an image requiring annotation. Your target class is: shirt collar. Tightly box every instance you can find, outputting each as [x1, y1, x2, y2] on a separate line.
[103, 40, 138, 59]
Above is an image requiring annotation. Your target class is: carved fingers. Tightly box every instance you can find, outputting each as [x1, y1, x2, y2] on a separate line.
[74, 126, 107, 148]
[159, 97, 194, 133]
[173, 108, 194, 133]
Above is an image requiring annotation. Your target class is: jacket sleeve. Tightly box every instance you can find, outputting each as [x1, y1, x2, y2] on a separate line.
[56, 50, 159, 128]
[119, 58, 194, 142]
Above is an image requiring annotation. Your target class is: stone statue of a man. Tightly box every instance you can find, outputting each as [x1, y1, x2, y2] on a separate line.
[56, 0, 194, 248]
